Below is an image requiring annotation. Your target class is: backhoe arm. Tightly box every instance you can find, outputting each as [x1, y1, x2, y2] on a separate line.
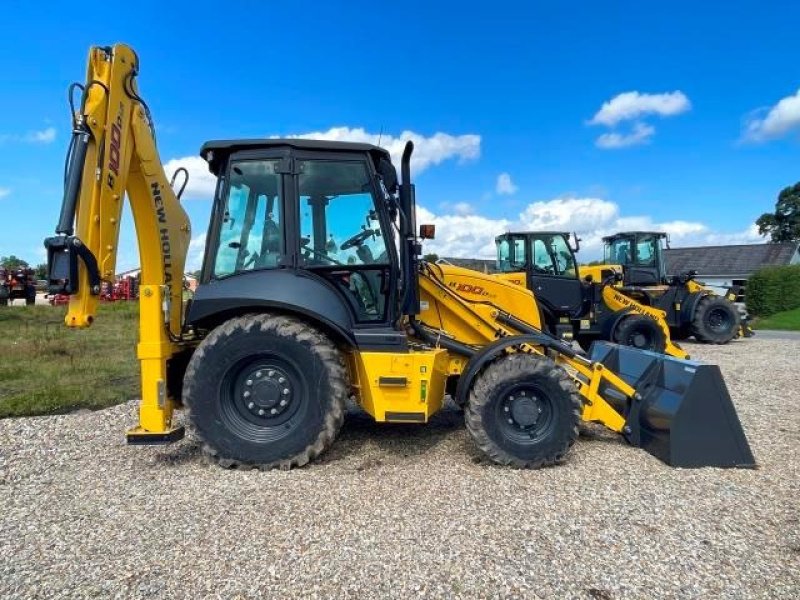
[45, 44, 191, 442]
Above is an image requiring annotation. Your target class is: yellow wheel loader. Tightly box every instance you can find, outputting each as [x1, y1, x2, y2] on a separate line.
[494, 232, 689, 359]
[44, 44, 755, 469]
[584, 232, 753, 343]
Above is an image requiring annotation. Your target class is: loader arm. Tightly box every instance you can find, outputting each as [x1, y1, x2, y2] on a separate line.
[44, 44, 191, 441]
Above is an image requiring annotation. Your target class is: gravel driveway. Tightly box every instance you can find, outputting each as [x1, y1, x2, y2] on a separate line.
[1, 338, 798, 599]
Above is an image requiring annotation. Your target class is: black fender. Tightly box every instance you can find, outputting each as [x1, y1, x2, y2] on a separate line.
[454, 334, 578, 408]
[187, 269, 356, 347]
[680, 290, 709, 327]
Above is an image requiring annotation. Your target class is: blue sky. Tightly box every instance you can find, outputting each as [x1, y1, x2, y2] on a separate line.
[1, 0, 799, 269]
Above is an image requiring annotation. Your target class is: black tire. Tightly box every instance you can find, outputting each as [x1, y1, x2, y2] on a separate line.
[465, 353, 581, 468]
[613, 315, 666, 353]
[184, 313, 347, 469]
[691, 295, 741, 344]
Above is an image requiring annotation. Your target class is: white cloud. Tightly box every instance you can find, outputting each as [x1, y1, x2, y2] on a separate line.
[496, 172, 518, 195]
[162, 156, 217, 200]
[0, 126, 57, 145]
[25, 127, 56, 144]
[0, 187, 9, 199]
[595, 122, 655, 149]
[417, 196, 762, 260]
[589, 91, 691, 127]
[186, 232, 207, 271]
[417, 205, 509, 258]
[163, 127, 481, 200]
[743, 88, 800, 142]
[280, 127, 480, 175]
[589, 91, 689, 150]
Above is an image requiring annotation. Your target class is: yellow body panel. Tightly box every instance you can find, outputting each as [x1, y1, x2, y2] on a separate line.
[601, 286, 688, 359]
[349, 349, 449, 422]
[578, 264, 620, 283]
[418, 263, 542, 346]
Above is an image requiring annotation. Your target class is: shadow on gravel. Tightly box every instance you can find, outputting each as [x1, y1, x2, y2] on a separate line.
[317, 403, 466, 468]
[152, 438, 203, 466]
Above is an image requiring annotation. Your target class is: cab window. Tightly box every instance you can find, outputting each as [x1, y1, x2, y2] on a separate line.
[496, 237, 527, 272]
[214, 160, 283, 278]
[298, 161, 389, 267]
[298, 159, 390, 323]
[532, 235, 576, 276]
[605, 238, 633, 266]
[636, 235, 656, 266]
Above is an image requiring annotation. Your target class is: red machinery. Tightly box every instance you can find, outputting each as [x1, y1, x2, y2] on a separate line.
[0, 266, 36, 306]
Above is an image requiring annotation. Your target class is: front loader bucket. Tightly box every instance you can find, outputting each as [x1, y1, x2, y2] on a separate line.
[589, 342, 756, 468]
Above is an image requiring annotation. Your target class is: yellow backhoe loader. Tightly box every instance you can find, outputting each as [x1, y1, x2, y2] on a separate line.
[44, 44, 755, 469]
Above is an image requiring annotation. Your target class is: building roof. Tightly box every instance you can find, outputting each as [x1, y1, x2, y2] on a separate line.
[664, 242, 799, 277]
[441, 257, 497, 273]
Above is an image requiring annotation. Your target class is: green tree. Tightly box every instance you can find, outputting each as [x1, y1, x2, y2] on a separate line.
[756, 182, 800, 242]
[0, 255, 29, 270]
[423, 253, 439, 263]
[35, 263, 48, 280]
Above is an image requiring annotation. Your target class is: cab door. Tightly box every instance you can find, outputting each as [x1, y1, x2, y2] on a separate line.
[527, 235, 584, 316]
[295, 157, 395, 326]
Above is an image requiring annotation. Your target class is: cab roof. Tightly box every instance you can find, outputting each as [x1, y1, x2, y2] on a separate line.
[199, 138, 391, 175]
[495, 231, 570, 240]
[603, 231, 667, 242]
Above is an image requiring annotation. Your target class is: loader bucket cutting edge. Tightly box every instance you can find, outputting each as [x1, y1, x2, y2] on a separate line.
[589, 341, 756, 468]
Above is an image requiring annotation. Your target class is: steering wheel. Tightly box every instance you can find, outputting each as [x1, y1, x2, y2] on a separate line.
[300, 244, 346, 266]
[340, 228, 375, 251]
[532, 264, 554, 274]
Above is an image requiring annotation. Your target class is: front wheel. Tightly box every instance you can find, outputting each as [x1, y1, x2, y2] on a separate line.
[465, 353, 581, 468]
[613, 315, 666, 353]
[184, 313, 348, 469]
[691, 296, 740, 344]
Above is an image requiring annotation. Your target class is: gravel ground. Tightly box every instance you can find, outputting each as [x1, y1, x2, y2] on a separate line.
[1, 338, 798, 599]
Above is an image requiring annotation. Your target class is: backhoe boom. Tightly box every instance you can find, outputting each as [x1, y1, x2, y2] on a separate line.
[45, 44, 191, 441]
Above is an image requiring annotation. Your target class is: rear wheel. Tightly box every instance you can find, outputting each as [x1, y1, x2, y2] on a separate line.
[184, 313, 347, 469]
[691, 296, 740, 344]
[613, 315, 666, 353]
[465, 353, 581, 468]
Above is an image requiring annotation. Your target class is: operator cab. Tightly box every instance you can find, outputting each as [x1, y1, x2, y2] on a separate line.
[189, 139, 406, 349]
[603, 231, 667, 286]
[495, 232, 583, 316]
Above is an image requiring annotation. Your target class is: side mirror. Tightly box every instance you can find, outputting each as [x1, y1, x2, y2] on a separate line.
[571, 231, 582, 253]
[377, 158, 398, 194]
[419, 224, 436, 240]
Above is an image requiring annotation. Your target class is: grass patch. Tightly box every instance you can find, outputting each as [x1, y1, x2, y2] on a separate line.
[753, 306, 800, 331]
[0, 302, 139, 418]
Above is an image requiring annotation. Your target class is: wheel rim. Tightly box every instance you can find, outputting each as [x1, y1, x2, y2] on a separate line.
[706, 307, 732, 333]
[219, 355, 306, 443]
[625, 327, 654, 349]
[496, 385, 556, 444]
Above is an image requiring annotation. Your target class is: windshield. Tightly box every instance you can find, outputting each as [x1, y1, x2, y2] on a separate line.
[213, 160, 283, 278]
[605, 237, 633, 266]
[496, 236, 527, 272]
[531, 235, 576, 277]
